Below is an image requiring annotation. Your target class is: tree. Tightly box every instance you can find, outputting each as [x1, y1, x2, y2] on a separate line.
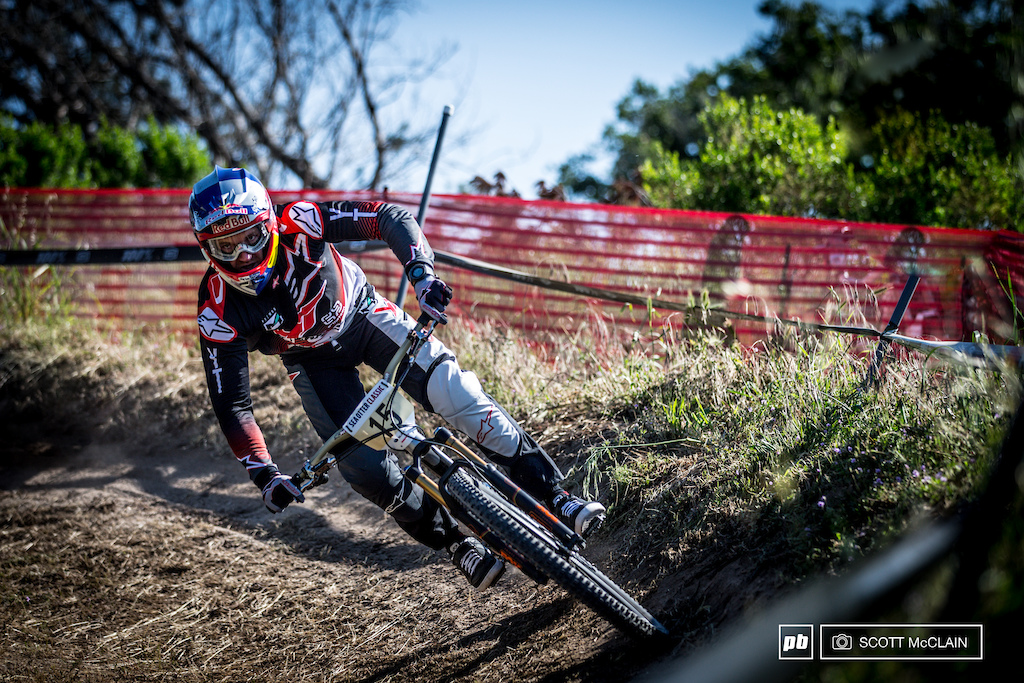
[855, 0, 1020, 156]
[0, 0, 453, 189]
[641, 95, 868, 220]
[566, 0, 1022, 202]
[561, 1, 874, 199]
[869, 110, 1022, 229]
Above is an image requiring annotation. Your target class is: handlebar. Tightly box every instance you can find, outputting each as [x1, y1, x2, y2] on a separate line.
[417, 310, 445, 328]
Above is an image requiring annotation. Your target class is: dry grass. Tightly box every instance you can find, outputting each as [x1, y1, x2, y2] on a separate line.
[0, 318, 674, 682]
[1, 312, 1019, 681]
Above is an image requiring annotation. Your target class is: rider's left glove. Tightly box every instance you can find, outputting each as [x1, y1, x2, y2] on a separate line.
[414, 275, 453, 323]
[254, 465, 305, 513]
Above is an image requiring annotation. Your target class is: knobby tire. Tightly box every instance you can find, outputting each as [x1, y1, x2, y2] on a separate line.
[446, 470, 667, 639]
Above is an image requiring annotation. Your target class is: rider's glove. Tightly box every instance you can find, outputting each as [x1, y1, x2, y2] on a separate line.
[413, 274, 453, 323]
[253, 465, 305, 513]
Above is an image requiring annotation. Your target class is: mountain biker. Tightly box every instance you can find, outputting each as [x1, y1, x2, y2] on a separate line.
[189, 166, 605, 590]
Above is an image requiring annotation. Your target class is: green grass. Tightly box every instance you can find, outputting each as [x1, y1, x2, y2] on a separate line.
[426, 311, 1020, 589]
[3, 269, 1018, 683]
[560, 328, 1018, 579]
[0, 219, 77, 325]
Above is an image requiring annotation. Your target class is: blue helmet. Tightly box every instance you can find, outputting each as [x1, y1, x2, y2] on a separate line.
[189, 166, 279, 296]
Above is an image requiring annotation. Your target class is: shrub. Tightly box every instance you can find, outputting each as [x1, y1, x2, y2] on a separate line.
[0, 118, 90, 188]
[641, 95, 870, 220]
[869, 109, 1023, 230]
[0, 116, 210, 189]
[640, 96, 1024, 231]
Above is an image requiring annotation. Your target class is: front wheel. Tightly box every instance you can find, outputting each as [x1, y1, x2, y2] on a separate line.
[446, 471, 669, 639]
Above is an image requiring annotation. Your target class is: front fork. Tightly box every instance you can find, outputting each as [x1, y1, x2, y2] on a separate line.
[432, 428, 584, 553]
[404, 428, 584, 585]
[404, 455, 551, 585]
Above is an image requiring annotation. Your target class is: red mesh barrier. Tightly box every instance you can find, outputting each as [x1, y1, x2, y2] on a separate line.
[2, 188, 1021, 346]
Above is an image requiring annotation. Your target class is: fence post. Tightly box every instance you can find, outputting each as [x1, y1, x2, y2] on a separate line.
[395, 104, 453, 309]
[862, 273, 921, 389]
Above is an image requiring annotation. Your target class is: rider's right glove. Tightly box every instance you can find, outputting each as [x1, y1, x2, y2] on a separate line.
[253, 465, 305, 513]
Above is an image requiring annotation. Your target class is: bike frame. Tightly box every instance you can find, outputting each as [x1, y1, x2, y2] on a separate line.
[292, 313, 585, 575]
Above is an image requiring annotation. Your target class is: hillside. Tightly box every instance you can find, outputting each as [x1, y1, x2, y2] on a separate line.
[0, 319, 1018, 682]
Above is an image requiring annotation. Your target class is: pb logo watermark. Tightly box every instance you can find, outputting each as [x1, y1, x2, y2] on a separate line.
[779, 625, 814, 660]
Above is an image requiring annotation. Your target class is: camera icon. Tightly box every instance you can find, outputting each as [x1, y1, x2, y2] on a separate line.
[832, 633, 853, 651]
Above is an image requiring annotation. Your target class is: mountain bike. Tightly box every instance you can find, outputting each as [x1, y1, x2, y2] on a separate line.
[292, 312, 669, 639]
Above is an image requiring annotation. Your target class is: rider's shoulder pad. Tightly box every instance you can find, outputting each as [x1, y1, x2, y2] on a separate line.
[279, 201, 324, 239]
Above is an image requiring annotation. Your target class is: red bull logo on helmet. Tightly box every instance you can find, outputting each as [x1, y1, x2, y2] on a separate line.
[210, 213, 262, 234]
[201, 206, 256, 231]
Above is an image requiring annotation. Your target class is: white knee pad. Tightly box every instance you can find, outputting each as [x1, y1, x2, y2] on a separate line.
[425, 358, 521, 458]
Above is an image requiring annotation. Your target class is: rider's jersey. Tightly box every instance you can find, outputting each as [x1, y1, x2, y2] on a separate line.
[197, 199, 432, 476]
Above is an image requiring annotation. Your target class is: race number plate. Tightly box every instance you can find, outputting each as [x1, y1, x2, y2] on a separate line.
[343, 379, 392, 442]
[342, 379, 420, 452]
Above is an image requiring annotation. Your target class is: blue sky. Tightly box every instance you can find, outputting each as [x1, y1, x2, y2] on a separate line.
[385, 0, 880, 198]
[386, 0, 881, 198]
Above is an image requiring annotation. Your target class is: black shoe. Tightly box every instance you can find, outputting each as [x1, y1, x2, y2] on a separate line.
[450, 537, 504, 590]
[552, 491, 606, 538]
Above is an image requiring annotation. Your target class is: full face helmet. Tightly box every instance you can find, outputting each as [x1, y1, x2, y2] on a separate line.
[189, 166, 280, 296]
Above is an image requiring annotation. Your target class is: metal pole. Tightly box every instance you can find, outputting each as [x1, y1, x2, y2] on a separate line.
[395, 104, 454, 308]
[862, 273, 921, 389]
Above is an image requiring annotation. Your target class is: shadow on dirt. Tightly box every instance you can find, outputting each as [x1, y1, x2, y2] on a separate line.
[0, 416, 433, 576]
[352, 598, 580, 683]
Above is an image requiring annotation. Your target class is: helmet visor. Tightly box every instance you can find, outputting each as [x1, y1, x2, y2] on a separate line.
[205, 220, 272, 264]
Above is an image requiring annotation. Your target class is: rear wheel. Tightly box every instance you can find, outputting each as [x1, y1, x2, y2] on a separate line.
[446, 470, 669, 639]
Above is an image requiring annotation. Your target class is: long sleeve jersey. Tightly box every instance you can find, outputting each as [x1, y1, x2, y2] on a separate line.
[197, 199, 433, 477]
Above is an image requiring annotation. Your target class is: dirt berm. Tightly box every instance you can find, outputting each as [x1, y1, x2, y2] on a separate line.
[0, 334, 828, 682]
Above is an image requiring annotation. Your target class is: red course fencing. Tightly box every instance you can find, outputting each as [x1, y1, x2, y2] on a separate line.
[2, 188, 1022, 347]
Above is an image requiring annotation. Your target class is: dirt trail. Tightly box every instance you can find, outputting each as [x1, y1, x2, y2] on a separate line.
[0, 406, 685, 682]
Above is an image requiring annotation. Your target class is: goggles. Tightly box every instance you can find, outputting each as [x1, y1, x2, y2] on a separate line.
[205, 220, 271, 262]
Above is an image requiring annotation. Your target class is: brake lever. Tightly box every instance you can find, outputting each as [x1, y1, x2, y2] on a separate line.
[416, 310, 442, 331]
[294, 455, 334, 492]
[399, 312, 439, 375]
